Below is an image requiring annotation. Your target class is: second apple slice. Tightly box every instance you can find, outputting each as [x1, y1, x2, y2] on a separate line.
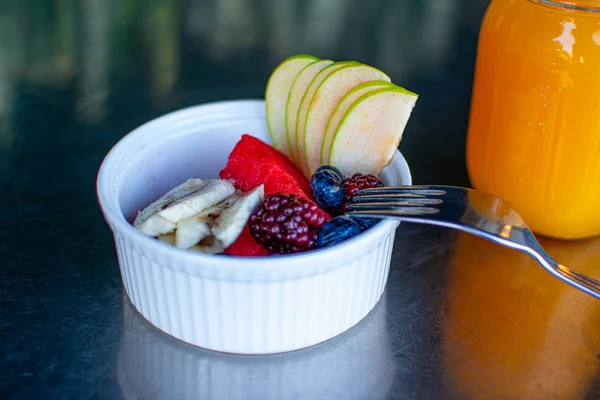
[320, 81, 395, 166]
[329, 86, 418, 177]
[302, 64, 391, 176]
[294, 61, 358, 171]
[285, 59, 334, 164]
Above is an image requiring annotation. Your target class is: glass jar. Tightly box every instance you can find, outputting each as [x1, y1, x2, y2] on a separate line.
[466, 0, 600, 239]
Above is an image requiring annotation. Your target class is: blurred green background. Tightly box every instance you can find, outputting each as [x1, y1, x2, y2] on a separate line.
[0, 0, 490, 184]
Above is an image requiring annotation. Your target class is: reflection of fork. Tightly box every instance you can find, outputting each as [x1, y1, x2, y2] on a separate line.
[347, 185, 600, 299]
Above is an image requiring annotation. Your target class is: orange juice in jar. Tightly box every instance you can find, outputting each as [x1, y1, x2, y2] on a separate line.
[466, 0, 600, 240]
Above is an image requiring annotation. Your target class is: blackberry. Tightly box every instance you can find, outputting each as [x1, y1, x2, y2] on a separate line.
[339, 173, 384, 230]
[310, 166, 345, 213]
[339, 173, 384, 213]
[249, 193, 327, 254]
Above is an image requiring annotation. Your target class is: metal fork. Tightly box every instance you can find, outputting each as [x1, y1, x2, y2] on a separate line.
[347, 185, 600, 299]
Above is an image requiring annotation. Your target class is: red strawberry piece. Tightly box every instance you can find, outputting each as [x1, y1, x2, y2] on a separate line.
[224, 225, 269, 257]
[220, 134, 311, 198]
[220, 135, 330, 255]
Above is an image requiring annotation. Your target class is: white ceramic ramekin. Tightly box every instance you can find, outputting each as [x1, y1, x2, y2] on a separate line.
[97, 99, 412, 354]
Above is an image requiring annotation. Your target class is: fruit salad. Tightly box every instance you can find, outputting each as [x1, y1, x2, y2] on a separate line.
[133, 54, 418, 256]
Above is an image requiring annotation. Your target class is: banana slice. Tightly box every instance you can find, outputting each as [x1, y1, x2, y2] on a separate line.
[175, 193, 241, 249]
[174, 185, 264, 250]
[212, 185, 264, 249]
[157, 233, 177, 245]
[147, 181, 264, 254]
[159, 233, 207, 252]
[174, 220, 211, 249]
[135, 179, 206, 236]
[194, 236, 227, 254]
[134, 179, 235, 237]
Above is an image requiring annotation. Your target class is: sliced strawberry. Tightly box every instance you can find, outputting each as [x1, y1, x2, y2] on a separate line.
[220, 135, 330, 256]
[220, 134, 310, 196]
[224, 225, 268, 256]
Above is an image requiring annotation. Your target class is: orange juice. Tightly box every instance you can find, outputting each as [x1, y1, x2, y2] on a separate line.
[467, 0, 600, 239]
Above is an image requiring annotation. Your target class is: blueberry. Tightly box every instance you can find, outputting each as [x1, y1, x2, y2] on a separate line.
[314, 165, 344, 177]
[351, 216, 379, 231]
[310, 166, 345, 213]
[316, 216, 362, 248]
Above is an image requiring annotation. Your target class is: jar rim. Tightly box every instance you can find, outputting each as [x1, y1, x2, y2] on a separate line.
[529, 0, 600, 12]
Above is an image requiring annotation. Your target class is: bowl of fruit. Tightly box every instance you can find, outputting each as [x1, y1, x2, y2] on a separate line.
[97, 55, 417, 354]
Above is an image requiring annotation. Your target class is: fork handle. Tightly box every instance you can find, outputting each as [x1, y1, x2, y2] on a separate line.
[350, 212, 600, 299]
[531, 251, 600, 299]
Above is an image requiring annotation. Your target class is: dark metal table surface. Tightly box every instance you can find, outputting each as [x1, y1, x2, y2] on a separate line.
[2, 1, 600, 399]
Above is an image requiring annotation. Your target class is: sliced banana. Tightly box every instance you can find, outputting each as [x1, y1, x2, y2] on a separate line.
[159, 233, 206, 252]
[174, 185, 264, 251]
[193, 236, 227, 254]
[141, 180, 264, 254]
[159, 232, 225, 253]
[157, 233, 177, 245]
[175, 193, 240, 249]
[134, 179, 205, 236]
[174, 220, 211, 249]
[212, 185, 264, 249]
[134, 179, 235, 237]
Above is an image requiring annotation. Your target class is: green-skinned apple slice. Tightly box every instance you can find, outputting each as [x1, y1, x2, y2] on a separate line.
[329, 86, 418, 177]
[265, 54, 319, 157]
[285, 59, 334, 164]
[303, 65, 391, 176]
[295, 61, 358, 172]
[320, 81, 395, 166]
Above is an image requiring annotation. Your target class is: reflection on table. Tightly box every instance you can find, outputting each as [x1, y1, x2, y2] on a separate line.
[118, 293, 394, 400]
[444, 232, 600, 399]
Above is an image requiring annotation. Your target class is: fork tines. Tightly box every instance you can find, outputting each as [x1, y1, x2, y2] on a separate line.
[348, 185, 444, 216]
[357, 185, 447, 196]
